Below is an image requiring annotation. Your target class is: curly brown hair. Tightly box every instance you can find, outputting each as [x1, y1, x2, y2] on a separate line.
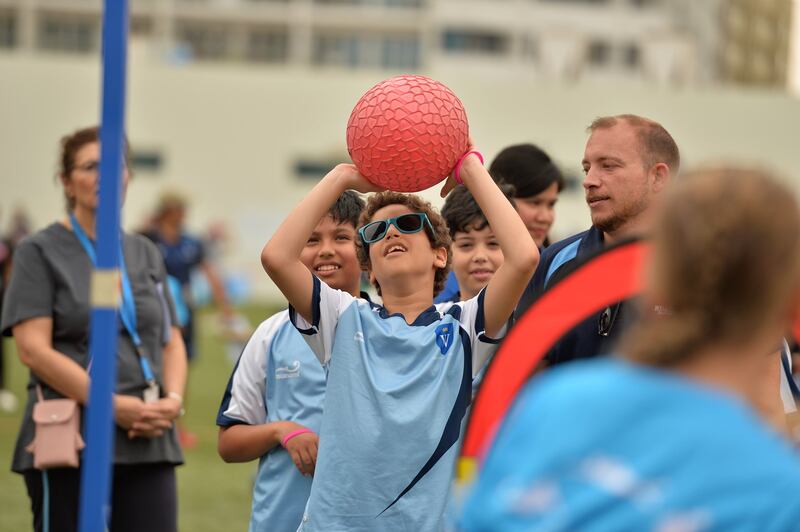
[356, 191, 452, 297]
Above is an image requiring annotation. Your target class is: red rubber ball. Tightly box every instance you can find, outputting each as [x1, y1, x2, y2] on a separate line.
[346, 75, 470, 192]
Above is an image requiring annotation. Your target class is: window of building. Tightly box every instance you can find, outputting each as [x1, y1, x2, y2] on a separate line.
[0, 10, 16, 49]
[130, 16, 154, 38]
[587, 39, 610, 66]
[294, 158, 339, 180]
[176, 23, 231, 61]
[623, 43, 640, 68]
[247, 27, 289, 63]
[442, 29, 509, 55]
[522, 34, 538, 60]
[38, 15, 98, 53]
[383, 35, 420, 69]
[539, 0, 610, 4]
[313, 32, 420, 69]
[130, 150, 164, 175]
[314, 0, 423, 6]
[629, 0, 660, 7]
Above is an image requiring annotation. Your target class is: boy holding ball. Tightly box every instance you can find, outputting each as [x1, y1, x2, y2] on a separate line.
[261, 149, 538, 531]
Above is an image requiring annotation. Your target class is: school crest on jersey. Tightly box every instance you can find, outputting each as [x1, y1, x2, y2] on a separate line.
[435, 324, 454, 355]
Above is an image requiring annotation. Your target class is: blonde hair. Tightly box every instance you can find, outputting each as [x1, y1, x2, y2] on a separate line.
[623, 167, 800, 366]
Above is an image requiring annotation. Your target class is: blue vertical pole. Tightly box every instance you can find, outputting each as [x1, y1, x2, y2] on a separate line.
[78, 1, 128, 531]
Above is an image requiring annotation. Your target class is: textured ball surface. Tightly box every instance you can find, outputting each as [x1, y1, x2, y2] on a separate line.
[346, 75, 469, 192]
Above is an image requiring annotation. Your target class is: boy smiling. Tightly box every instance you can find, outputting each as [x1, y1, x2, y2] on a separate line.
[261, 149, 538, 531]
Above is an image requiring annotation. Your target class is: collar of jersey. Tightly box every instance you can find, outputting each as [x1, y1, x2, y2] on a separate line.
[370, 302, 441, 327]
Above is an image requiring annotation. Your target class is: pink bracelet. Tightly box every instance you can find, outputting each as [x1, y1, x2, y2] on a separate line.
[281, 428, 313, 447]
[454, 150, 484, 185]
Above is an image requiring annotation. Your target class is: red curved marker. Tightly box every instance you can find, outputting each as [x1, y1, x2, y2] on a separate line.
[461, 240, 649, 461]
[462, 239, 800, 469]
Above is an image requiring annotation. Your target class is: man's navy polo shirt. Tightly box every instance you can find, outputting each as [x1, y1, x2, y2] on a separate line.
[515, 226, 635, 366]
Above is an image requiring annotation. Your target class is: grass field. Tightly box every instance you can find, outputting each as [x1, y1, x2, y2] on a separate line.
[0, 304, 278, 532]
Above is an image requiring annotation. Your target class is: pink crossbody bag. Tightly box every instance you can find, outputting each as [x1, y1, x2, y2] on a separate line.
[25, 385, 86, 469]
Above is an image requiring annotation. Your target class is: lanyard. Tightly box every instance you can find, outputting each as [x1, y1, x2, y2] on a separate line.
[68, 213, 156, 384]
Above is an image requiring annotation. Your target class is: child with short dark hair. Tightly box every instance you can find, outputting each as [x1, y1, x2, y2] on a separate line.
[217, 191, 365, 532]
[261, 148, 538, 531]
[440, 184, 516, 303]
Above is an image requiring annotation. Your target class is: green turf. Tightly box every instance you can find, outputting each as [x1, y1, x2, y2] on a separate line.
[0, 303, 279, 531]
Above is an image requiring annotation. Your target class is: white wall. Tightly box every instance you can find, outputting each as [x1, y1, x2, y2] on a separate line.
[2, 44, 799, 302]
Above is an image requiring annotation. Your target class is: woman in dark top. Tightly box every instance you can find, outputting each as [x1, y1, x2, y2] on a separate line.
[1, 126, 187, 532]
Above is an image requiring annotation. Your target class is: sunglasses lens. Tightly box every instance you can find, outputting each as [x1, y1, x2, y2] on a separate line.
[396, 214, 423, 233]
[363, 221, 387, 243]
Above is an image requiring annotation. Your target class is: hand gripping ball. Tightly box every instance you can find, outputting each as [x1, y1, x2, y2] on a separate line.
[346, 75, 470, 192]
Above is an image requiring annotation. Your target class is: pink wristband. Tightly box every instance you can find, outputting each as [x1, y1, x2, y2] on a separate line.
[281, 428, 313, 447]
[454, 150, 484, 185]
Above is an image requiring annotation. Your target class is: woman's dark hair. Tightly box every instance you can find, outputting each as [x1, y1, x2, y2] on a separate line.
[488, 143, 564, 199]
[58, 125, 129, 211]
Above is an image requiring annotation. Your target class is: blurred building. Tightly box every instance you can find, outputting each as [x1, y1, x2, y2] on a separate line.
[720, 0, 793, 87]
[0, 0, 791, 88]
[1, 0, 798, 302]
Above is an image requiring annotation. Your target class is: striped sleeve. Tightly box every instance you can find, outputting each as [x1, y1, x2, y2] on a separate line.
[216, 311, 289, 426]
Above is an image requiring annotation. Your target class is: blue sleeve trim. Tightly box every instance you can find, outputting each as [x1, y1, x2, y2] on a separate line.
[544, 239, 581, 287]
[781, 341, 800, 398]
[288, 273, 321, 335]
[478, 333, 503, 345]
[474, 287, 487, 335]
[216, 415, 250, 428]
[215, 346, 265, 426]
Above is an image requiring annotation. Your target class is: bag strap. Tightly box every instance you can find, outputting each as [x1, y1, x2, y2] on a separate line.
[35, 384, 44, 403]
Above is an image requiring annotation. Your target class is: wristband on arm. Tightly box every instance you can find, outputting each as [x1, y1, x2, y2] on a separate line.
[281, 428, 313, 447]
[454, 150, 484, 185]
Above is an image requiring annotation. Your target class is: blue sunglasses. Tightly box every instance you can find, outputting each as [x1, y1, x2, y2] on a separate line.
[358, 213, 434, 244]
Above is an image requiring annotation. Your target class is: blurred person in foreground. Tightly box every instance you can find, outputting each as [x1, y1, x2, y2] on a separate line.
[1, 126, 186, 532]
[436, 143, 563, 303]
[515, 114, 678, 364]
[459, 167, 800, 531]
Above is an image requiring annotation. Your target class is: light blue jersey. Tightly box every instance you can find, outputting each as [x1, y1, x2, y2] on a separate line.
[217, 310, 327, 532]
[291, 277, 504, 532]
[459, 358, 800, 532]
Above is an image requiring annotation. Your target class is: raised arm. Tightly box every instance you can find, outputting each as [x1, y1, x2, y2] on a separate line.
[452, 153, 539, 337]
[261, 164, 381, 321]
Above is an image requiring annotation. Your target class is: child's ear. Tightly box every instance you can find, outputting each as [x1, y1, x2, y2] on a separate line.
[433, 246, 448, 269]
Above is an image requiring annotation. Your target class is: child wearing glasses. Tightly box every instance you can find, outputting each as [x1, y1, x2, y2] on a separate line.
[217, 192, 365, 532]
[261, 149, 538, 531]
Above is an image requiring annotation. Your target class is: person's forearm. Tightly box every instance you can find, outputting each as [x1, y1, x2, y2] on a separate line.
[218, 423, 285, 462]
[460, 156, 539, 270]
[262, 168, 351, 272]
[14, 319, 90, 403]
[261, 166, 355, 320]
[201, 262, 233, 316]
[161, 326, 187, 399]
[18, 344, 90, 403]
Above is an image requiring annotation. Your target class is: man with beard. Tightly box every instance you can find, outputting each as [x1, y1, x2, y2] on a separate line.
[515, 114, 679, 366]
